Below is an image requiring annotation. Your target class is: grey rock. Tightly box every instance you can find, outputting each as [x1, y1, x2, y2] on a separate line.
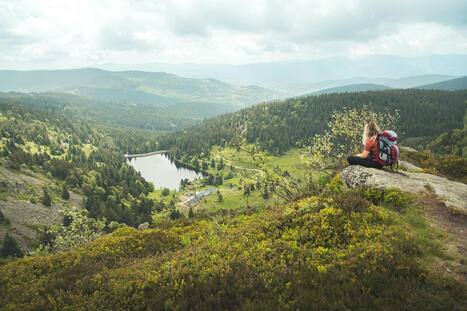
[399, 146, 418, 153]
[399, 160, 423, 171]
[341, 165, 467, 211]
[138, 222, 149, 230]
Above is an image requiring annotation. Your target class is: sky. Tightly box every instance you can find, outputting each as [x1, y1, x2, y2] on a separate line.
[1, 0, 467, 69]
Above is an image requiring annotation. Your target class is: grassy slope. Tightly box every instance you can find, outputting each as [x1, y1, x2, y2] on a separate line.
[160, 146, 330, 216]
[0, 187, 465, 310]
[167, 147, 304, 213]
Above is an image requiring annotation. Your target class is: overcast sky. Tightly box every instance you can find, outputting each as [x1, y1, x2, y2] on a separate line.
[1, 0, 467, 69]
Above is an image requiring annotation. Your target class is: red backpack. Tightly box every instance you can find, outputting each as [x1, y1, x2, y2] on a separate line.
[376, 130, 400, 172]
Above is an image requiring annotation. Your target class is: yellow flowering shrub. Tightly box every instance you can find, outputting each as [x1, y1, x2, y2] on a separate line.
[0, 191, 464, 310]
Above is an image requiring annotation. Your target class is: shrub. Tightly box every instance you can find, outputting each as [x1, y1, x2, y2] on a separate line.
[383, 188, 415, 212]
[41, 189, 52, 207]
[326, 172, 343, 193]
[0, 193, 465, 310]
[161, 188, 170, 196]
[188, 208, 195, 218]
[0, 234, 23, 258]
[0, 211, 10, 225]
[360, 187, 414, 213]
[61, 185, 70, 200]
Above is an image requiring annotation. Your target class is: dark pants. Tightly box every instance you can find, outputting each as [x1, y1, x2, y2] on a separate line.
[347, 155, 382, 169]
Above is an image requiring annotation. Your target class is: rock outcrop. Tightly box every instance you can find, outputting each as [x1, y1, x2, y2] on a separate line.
[138, 222, 149, 230]
[0, 166, 84, 252]
[399, 146, 418, 153]
[341, 165, 467, 212]
[399, 160, 423, 172]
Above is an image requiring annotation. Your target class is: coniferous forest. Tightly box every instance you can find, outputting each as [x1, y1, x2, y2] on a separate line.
[163, 89, 467, 159]
[0, 101, 163, 226]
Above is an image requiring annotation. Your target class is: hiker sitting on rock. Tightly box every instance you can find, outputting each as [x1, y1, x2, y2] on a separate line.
[347, 121, 382, 169]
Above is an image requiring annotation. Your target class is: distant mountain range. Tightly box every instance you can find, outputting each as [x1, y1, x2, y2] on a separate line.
[309, 84, 392, 95]
[302, 75, 467, 96]
[415, 76, 467, 91]
[97, 54, 467, 88]
[1, 67, 465, 129]
[0, 68, 281, 107]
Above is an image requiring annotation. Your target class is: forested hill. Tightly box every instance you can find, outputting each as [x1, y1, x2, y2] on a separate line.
[0, 92, 234, 131]
[0, 68, 280, 107]
[415, 76, 467, 91]
[0, 100, 166, 227]
[162, 89, 467, 158]
[309, 83, 392, 95]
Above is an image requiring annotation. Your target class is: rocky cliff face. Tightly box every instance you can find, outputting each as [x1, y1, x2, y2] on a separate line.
[0, 166, 83, 252]
[340, 165, 467, 212]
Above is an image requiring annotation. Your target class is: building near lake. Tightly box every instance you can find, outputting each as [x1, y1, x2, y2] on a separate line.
[188, 187, 216, 205]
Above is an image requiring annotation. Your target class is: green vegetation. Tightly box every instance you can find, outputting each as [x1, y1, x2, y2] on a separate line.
[61, 184, 70, 200]
[0, 92, 234, 131]
[161, 188, 170, 196]
[0, 100, 166, 228]
[0, 75, 466, 309]
[427, 127, 467, 157]
[0, 234, 23, 259]
[41, 188, 52, 207]
[0, 211, 10, 226]
[0, 68, 280, 132]
[195, 189, 272, 211]
[402, 150, 467, 183]
[29, 210, 107, 256]
[0, 188, 465, 310]
[164, 89, 467, 158]
[310, 83, 392, 95]
[0, 68, 279, 107]
[215, 147, 304, 176]
[416, 75, 467, 91]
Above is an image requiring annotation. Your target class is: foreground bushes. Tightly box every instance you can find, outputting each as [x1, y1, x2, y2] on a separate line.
[0, 191, 465, 310]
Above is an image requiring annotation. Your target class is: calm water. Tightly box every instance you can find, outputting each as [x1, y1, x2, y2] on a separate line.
[126, 153, 205, 190]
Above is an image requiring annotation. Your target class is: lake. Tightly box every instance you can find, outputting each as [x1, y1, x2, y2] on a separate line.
[126, 153, 206, 190]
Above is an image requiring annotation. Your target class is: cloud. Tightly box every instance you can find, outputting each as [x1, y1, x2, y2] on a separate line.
[0, 0, 466, 69]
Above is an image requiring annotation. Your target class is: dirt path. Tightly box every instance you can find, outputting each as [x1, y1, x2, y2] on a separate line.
[419, 193, 467, 283]
[216, 152, 263, 174]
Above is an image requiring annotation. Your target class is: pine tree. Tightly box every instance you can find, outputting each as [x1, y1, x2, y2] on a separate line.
[170, 208, 182, 220]
[61, 185, 70, 200]
[0, 234, 23, 258]
[262, 186, 269, 199]
[188, 207, 195, 218]
[41, 189, 52, 207]
[0, 210, 6, 224]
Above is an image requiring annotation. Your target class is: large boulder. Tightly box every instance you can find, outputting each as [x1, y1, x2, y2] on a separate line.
[341, 165, 467, 212]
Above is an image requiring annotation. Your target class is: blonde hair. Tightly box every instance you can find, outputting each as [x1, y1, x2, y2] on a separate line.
[362, 121, 380, 145]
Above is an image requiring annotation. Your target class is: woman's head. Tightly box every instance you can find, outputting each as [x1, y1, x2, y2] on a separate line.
[362, 121, 380, 144]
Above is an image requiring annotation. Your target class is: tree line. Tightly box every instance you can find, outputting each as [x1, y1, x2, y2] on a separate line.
[161, 89, 467, 159]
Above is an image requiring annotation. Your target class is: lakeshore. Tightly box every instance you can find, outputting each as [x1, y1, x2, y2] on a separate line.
[124, 150, 170, 159]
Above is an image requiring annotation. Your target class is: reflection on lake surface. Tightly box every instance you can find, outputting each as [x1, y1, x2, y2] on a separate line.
[126, 153, 206, 190]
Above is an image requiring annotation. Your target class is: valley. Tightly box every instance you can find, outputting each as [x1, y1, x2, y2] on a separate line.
[3, 1, 467, 308]
[0, 71, 466, 310]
